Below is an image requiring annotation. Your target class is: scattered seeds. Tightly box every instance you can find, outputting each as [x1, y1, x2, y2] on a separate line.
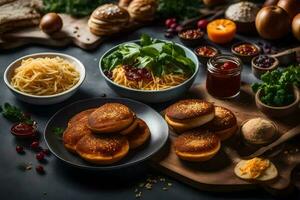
[145, 183, 152, 190]
[17, 162, 32, 171]
[135, 191, 142, 198]
[133, 174, 173, 198]
[139, 183, 144, 188]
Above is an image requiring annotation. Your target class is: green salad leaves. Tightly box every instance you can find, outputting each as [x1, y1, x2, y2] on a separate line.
[102, 34, 196, 77]
[252, 65, 300, 107]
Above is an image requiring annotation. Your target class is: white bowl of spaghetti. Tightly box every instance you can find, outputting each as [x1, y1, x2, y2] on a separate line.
[99, 35, 199, 103]
[4, 53, 85, 105]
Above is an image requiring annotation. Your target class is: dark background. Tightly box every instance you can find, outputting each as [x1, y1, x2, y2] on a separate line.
[0, 25, 299, 200]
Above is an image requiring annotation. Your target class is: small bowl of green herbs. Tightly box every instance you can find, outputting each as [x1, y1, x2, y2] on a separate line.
[252, 66, 300, 117]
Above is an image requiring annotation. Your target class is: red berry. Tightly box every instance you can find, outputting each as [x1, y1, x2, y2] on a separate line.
[36, 165, 45, 174]
[222, 62, 237, 70]
[175, 25, 183, 33]
[30, 141, 39, 149]
[197, 19, 209, 30]
[165, 18, 176, 28]
[42, 149, 50, 155]
[36, 152, 45, 161]
[16, 145, 24, 153]
[170, 23, 177, 29]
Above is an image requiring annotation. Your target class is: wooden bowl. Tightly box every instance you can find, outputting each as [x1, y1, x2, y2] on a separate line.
[231, 42, 261, 63]
[178, 29, 204, 47]
[255, 85, 300, 117]
[194, 46, 220, 66]
[239, 119, 279, 148]
[251, 56, 279, 79]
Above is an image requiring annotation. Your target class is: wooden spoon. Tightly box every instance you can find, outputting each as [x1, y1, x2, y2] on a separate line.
[243, 124, 300, 159]
[271, 46, 300, 65]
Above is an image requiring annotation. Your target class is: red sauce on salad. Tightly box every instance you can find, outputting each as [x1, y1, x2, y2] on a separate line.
[123, 65, 152, 82]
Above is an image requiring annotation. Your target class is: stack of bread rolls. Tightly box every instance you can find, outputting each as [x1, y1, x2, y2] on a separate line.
[63, 103, 150, 164]
[88, 0, 157, 36]
[88, 4, 129, 36]
[165, 99, 238, 162]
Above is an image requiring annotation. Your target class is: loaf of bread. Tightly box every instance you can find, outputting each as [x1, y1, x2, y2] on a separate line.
[0, 0, 42, 33]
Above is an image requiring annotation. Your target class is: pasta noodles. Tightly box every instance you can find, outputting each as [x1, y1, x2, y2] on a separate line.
[111, 66, 187, 90]
[11, 57, 80, 96]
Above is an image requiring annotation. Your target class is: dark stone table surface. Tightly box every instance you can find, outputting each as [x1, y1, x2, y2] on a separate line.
[0, 25, 299, 200]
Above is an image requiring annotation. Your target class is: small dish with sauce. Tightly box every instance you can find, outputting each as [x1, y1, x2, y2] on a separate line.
[251, 55, 279, 79]
[11, 122, 37, 138]
[178, 28, 204, 47]
[194, 45, 219, 65]
[231, 42, 260, 63]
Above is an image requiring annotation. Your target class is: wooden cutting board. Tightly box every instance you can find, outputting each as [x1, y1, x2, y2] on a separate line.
[0, 14, 142, 50]
[152, 83, 300, 193]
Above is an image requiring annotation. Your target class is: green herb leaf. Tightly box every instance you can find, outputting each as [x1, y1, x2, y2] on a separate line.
[52, 127, 64, 137]
[140, 34, 152, 46]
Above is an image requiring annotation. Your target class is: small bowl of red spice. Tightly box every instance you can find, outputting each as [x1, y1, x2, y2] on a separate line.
[178, 28, 204, 47]
[251, 55, 279, 79]
[231, 42, 260, 63]
[194, 45, 219, 65]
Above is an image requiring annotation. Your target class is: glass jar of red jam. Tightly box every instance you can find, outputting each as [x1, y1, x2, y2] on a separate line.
[206, 55, 242, 99]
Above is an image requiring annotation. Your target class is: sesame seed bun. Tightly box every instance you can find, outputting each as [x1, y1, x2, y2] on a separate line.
[205, 106, 238, 141]
[88, 103, 135, 134]
[76, 133, 129, 165]
[126, 118, 150, 149]
[165, 99, 215, 132]
[63, 109, 96, 153]
[174, 129, 220, 162]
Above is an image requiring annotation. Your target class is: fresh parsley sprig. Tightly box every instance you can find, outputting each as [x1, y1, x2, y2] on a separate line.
[52, 127, 64, 137]
[0, 103, 33, 125]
